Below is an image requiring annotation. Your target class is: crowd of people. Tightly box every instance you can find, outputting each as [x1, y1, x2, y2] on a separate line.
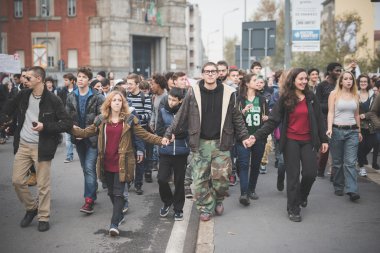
[1, 59, 380, 236]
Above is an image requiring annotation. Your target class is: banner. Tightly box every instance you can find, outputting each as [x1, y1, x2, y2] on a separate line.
[0, 54, 21, 73]
[292, 0, 321, 52]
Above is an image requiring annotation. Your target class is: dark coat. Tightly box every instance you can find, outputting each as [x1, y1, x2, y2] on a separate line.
[254, 91, 328, 152]
[65, 87, 104, 147]
[0, 88, 72, 161]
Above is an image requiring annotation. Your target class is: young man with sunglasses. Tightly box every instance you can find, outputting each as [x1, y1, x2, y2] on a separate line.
[0, 66, 72, 232]
[162, 62, 253, 222]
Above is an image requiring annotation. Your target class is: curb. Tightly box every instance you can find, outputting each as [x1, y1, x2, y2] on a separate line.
[195, 217, 214, 253]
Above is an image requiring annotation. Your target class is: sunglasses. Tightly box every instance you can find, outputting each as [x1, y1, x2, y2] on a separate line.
[25, 75, 39, 81]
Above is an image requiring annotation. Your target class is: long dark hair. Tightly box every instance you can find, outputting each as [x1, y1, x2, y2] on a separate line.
[239, 73, 258, 99]
[282, 68, 309, 112]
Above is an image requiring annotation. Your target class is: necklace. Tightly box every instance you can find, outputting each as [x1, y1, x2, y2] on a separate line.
[32, 93, 42, 99]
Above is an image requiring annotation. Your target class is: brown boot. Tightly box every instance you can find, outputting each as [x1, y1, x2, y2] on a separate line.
[27, 173, 37, 186]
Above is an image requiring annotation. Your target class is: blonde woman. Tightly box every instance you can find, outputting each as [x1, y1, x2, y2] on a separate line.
[72, 91, 163, 236]
[326, 71, 362, 202]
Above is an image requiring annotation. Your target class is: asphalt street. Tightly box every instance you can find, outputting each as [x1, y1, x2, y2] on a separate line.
[0, 138, 198, 253]
[211, 155, 380, 253]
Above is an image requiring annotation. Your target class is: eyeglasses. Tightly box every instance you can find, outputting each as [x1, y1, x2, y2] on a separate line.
[203, 70, 217, 75]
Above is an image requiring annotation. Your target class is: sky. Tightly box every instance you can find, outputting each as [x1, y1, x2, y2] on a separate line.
[189, 0, 260, 62]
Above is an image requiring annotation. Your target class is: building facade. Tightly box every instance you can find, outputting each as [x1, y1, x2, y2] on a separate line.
[321, 0, 376, 59]
[0, 0, 199, 78]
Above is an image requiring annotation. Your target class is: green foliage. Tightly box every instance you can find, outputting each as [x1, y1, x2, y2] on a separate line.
[224, 36, 238, 66]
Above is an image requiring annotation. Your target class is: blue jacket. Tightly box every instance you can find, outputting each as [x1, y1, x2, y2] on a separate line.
[156, 102, 189, 156]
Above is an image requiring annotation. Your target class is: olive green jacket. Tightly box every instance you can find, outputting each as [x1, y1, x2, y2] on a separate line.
[72, 114, 162, 183]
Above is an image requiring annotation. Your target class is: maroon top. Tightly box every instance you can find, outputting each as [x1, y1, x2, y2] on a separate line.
[104, 122, 123, 173]
[286, 98, 311, 141]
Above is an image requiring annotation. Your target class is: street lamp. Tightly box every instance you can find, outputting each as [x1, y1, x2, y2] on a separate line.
[222, 7, 239, 59]
[42, 4, 49, 68]
[207, 29, 219, 61]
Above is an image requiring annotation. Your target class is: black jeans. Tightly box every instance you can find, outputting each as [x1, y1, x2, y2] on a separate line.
[157, 154, 188, 212]
[357, 129, 376, 167]
[105, 171, 125, 226]
[283, 139, 317, 214]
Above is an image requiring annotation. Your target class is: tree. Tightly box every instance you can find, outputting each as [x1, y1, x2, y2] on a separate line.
[224, 36, 238, 66]
[249, 0, 285, 70]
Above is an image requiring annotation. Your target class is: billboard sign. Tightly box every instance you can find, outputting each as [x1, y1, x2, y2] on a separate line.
[292, 0, 321, 52]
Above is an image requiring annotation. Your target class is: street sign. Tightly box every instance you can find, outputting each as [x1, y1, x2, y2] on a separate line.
[241, 21, 276, 70]
[291, 0, 321, 52]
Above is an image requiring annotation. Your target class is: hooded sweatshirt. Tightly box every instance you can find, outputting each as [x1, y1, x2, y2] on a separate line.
[199, 80, 224, 140]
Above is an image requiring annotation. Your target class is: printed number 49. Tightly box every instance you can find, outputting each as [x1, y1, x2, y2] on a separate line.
[246, 114, 260, 126]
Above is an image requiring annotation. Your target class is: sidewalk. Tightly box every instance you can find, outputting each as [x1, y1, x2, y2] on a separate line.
[196, 157, 380, 253]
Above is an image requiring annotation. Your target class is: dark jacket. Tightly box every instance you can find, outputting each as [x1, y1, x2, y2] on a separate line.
[57, 84, 77, 107]
[165, 80, 249, 152]
[0, 88, 72, 161]
[66, 87, 104, 147]
[156, 101, 189, 156]
[254, 91, 328, 152]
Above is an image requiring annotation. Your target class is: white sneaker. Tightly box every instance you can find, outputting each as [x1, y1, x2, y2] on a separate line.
[359, 168, 367, 177]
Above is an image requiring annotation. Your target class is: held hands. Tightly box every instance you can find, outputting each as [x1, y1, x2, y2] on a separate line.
[320, 143, 329, 153]
[72, 125, 83, 140]
[137, 154, 144, 163]
[242, 135, 256, 148]
[262, 115, 269, 121]
[359, 114, 365, 120]
[31, 121, 44, 132]
[161, 134, 175, 146]
[359, 132, 363, 142]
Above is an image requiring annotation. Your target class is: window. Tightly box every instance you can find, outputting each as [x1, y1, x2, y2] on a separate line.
[40, 0, 51, 17]
[67, 0, 76, 17]
[68, 49, 78, 69]
[14, 0, 23, 18]
[48, 56, 54, 67]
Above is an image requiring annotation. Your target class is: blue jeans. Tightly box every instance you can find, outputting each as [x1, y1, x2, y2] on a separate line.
[65, 133, 74, 160]
[236, 140, 266, 195]
[76, 142, 98, 200]
[330, 128, 359, 193]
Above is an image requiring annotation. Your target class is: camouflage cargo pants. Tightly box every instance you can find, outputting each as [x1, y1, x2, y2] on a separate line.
[192, 139, 232, 214]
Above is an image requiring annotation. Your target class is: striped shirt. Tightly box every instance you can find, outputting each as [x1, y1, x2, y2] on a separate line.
[127, 91, 152, 126]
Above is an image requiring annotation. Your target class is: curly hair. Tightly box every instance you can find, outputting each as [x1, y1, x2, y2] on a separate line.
[100, 91, 130, 122]
[282, 68, 309, 112]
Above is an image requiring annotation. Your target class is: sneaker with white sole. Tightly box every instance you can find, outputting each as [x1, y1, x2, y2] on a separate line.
[160, 204, 170, 217]
[359, 167, 367, 177]
[109, 224, 119, 236]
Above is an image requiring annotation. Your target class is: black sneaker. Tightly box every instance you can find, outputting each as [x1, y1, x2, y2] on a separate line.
[145, 172, 153, 183]
[38, 221, 50, 232]
[239, 194, 250, 206]
[109, 224, 119, 236]
[300, 198, 308, 208]
[372, 164, 380, 170]
[20, 209, 38, 227]
[277, 176, 284, 191]
[317, 170, 325, 178]
[248, 192, 259, 200]
[135, 185, 143, 195]
[288, 211, 302, 222]
[174, 211, 184, 221]
[160, 204, 171, 217]
[347, 192, 360, 201]
[334, 190, 344, 196]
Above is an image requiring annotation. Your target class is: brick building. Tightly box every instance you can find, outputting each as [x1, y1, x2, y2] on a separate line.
[0, 0, 204, 77]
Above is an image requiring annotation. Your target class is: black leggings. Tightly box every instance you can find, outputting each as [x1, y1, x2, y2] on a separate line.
[283, 139, 317, 213]
[105, 171, 125, 226]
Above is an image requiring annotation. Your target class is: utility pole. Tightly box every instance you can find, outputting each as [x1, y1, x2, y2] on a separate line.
[284, 0, 291, 69]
